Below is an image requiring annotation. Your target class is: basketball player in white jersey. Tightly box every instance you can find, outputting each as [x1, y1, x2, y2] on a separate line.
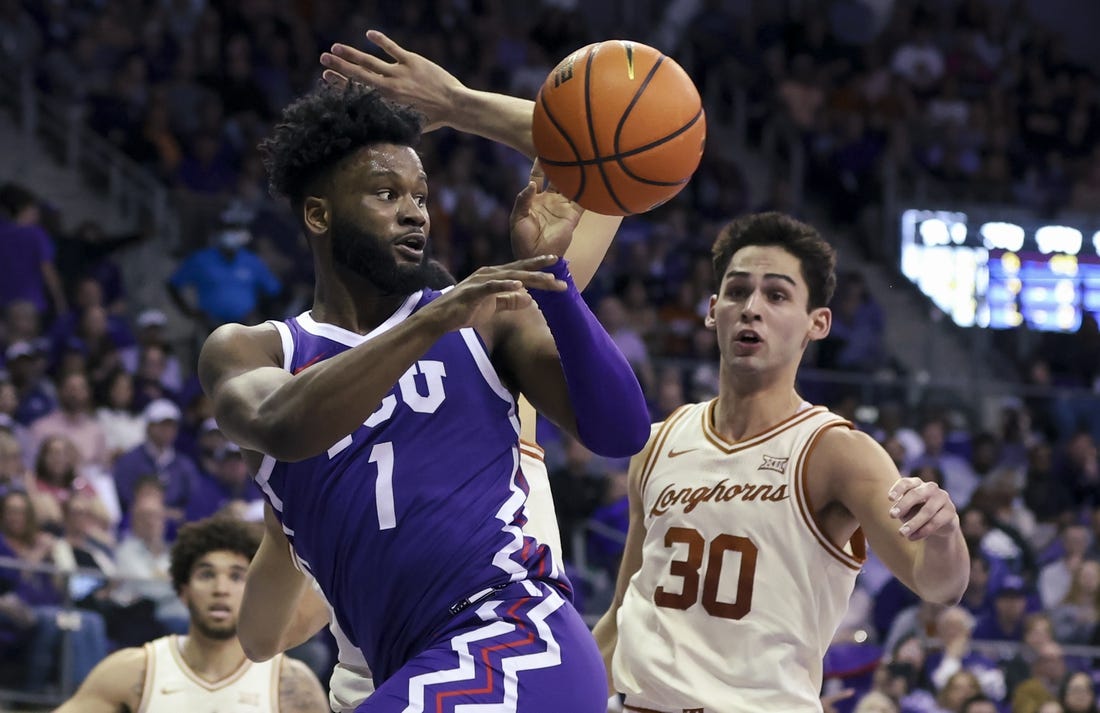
[54, 516, 327, 713]
[592, 212, 970, 713]
[237, 32, 623, 711]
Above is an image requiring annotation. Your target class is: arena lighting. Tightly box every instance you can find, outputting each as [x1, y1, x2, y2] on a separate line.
[900, 209, 1100, 332]
[1035, 225, 1083, 255]
[980, 222, 1025, 251]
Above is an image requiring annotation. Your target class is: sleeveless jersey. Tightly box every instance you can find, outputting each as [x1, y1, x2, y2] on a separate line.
[614, 401, 865, 713]
[257, 292, 563, 683]
[136, 635, 280, 713]
[319, 444, 562, 713]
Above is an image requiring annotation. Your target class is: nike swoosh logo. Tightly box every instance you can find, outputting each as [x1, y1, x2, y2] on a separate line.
[161, 686, 185, 694]
[293, 352, 327, 375]
[668, 448, 697, 458]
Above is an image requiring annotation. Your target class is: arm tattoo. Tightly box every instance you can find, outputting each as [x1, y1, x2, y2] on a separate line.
[125, 661, 145, 713]
[278, 658, 327, 712]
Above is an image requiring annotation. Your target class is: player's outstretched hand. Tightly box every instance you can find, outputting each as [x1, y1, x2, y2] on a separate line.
[320, 30, 463, 132]
[510, 164, 584, 261]
[887, 477, 961, 541]
[423, 256, 567, 332]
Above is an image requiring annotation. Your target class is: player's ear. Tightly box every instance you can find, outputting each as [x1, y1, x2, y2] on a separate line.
[704, 294, 718, 329]
[808, 306, 831, 341]
[303, 196, 330, 237]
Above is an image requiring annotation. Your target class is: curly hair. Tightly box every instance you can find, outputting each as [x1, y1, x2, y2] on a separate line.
[711, 211, 837, 310]
[260, 82, 424, 209]
[170, 516, 261, 593]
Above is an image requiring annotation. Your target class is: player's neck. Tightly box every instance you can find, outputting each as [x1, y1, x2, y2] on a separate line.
[311, 270, 412, 335]
[714, 377, 805, 443]
[179, 632, 249, 681]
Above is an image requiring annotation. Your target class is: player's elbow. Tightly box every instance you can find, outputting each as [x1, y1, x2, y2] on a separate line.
[578, 416, 650, 459]
[239, 626, 280, 663]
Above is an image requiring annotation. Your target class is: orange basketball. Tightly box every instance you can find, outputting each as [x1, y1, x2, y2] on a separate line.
[532, 40, 706, 216]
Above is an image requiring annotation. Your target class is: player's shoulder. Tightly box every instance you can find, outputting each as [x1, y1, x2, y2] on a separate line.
[811, 425, 893, 479]
[86, 645, 148, 700]
[199, 321, 284, 379]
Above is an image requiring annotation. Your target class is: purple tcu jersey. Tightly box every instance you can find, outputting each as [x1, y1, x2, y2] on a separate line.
[255, 290, 566, 683]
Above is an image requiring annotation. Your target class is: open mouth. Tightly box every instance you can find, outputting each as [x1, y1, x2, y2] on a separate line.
[735, 329, 762, 344]
[395, 233, 425, 260]
[208, 605, 233, 620]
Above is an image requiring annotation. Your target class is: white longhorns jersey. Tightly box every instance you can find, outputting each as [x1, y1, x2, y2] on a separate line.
[614, 401, 865, 713]
[137, 635, 281, 713]
[322, 443, 560, 712]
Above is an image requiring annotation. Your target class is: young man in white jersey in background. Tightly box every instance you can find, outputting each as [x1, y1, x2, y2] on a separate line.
[592, 212, 970, 713]
[54, 516, 327, 712]
[236, 32, 623, 711]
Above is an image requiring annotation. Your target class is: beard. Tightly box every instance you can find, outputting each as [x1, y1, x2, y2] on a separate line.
[187, 601, 238, 641]
[330, 214, 431, 295]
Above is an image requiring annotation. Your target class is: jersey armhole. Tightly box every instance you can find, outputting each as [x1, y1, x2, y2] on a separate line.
[266, 320, 294, 372]
[135, 642, 155, 713]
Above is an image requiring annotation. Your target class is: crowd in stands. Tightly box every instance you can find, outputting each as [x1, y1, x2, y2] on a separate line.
[0, 0, 1098, 711]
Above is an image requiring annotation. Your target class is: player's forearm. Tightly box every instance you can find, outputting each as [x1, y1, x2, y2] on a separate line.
[531, 261, 650, 457]
[449, 88, 536, 159]
[255, 311, 447, 462]
[911, 530, 969, 605]
[240, 565, 309, 661]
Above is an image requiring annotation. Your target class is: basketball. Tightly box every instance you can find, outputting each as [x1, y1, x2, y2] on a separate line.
[532, 40, 706, 216]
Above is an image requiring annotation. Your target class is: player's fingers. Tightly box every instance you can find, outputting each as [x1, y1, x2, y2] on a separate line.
[889, 482, 933, 521]
[321, 69, 349, 87]
[325, 44, 395, 77]
[529, 160, 547, 190]
[897, 492, 947, 538]
[494, 290, 534, 312]
[493, 255, 562, 272]
[887, 476, 922, 503]
[366, 29, 412, 62]
[903, 507, 957, 541]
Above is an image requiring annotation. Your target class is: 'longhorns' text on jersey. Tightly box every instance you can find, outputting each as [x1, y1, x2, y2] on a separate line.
[615, 401, 865, 713]
[256, 290, 564, 683]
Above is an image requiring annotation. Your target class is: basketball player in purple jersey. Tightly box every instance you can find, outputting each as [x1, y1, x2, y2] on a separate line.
[198, 82, 649, 712]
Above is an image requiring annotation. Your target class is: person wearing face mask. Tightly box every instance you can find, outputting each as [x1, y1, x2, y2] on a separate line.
[168, 204, 283, 330]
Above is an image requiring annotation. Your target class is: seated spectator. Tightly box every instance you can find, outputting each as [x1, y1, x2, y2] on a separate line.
[0, 489, 107, 691]
[1012, 641, 1066, 713]
[960, 695, 997, 713]
[195, 442, 262, 520]
[0, 430, 32, 493]
[94, 368, 145, 463]
[585, 460, 630, 581]
[0, 376, 33, 465]
[817, 272, 886, 372]
[973, 574, 1031, 642]
[5, 341, 56, 426]
[30, 434, 109, 536]
[112, 398, 203, 522]
[937, 670, 983, 713]
[1002, 613, 1057, 700]
[29, 371, 108, 470]
[960, 549, 994, 620]
[1059, 671, 1097, 713]
[117, 309, 182, 392]
[854, 690, 898, 713]
[111, 479, 188, 635]
[1039, 525, 1093, 609]
[1049, 560, 1100, 645]
[909, 416, 979, 508]
[1023, 441, 1076, 529]
[926, 606, 1005, 703]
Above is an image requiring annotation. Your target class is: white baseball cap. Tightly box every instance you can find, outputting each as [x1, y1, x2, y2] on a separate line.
[143, 398, 181, 424]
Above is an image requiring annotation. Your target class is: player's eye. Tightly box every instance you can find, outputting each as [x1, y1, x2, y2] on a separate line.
[377, 190, 394, 200]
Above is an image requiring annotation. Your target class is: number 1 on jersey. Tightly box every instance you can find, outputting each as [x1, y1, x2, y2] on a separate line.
[369, 442, 396, 530]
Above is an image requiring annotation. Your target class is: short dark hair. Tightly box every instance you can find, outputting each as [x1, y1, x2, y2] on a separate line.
[711, 212, 837, 310]
[260, 82, 424, 209]
[170, 516, 261, 593]
[0, 183, 37, 219]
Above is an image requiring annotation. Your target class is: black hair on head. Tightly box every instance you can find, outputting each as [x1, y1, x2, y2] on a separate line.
[260, 82, 424, 208]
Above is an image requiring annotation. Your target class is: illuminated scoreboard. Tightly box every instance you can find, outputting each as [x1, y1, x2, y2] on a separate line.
[900, 209, 1100, 332]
